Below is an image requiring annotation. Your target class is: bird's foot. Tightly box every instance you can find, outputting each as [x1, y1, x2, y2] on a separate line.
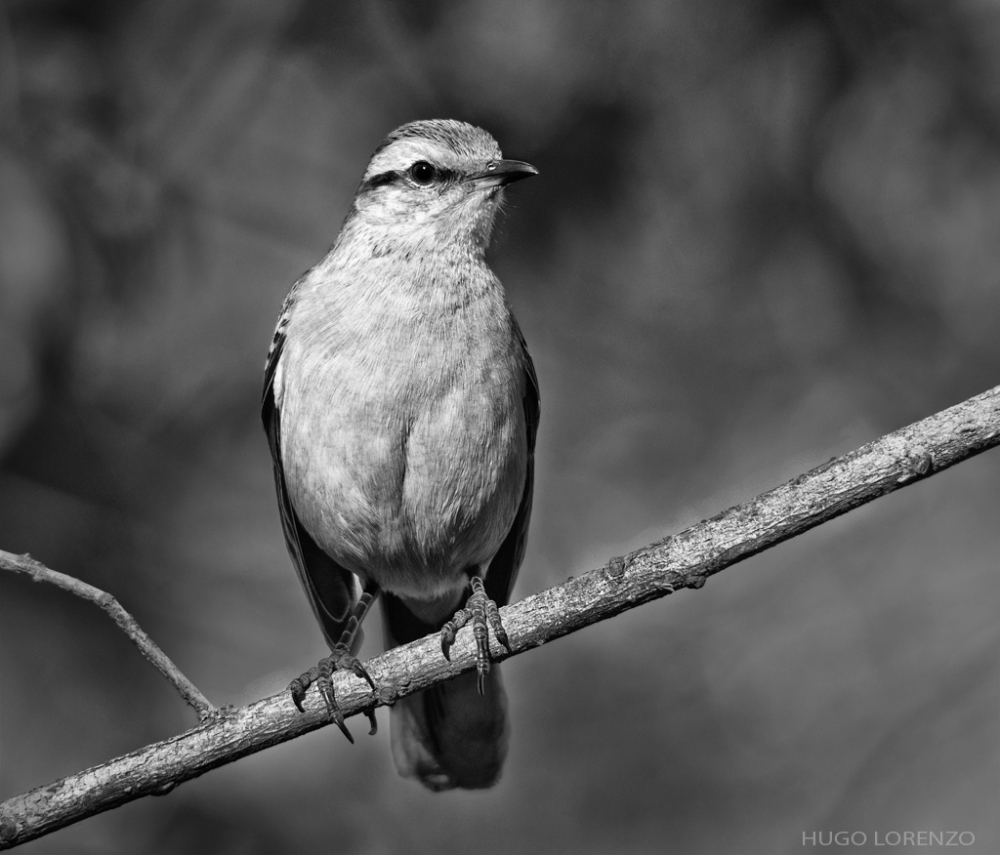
[440, 576, 512, 695]
[288, 645, 377, 743]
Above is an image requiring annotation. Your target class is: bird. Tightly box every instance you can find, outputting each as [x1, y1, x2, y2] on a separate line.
[261, 119, 539, 790]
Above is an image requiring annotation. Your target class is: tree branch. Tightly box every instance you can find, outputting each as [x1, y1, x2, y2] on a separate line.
[1, 384, 998, 849]
[0, 552, 216, 722]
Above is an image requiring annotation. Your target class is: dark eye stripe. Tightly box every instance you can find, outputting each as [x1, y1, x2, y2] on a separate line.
[361, 166, 457, 192]
[364, 171, 398, 189]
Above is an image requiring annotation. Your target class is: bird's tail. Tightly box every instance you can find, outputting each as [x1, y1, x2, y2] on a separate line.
[390, 668, 508, 791]
[380, 591, 509, 791]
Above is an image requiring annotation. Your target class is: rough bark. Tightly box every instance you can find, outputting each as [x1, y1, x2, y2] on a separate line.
[1, 384, 998, 849]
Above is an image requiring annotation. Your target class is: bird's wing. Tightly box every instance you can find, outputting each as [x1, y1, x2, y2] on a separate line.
[484, 326, 540, 608]
[262, 328, 357, 650]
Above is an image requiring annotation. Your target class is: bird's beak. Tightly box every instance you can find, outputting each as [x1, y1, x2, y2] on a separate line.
[472, 159, 539, 187]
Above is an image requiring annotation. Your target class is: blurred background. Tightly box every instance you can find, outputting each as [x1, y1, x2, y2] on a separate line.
[1, 1, 998, 852]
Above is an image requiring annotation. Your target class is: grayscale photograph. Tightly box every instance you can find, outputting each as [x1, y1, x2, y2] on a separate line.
[1, 2, 998, 853]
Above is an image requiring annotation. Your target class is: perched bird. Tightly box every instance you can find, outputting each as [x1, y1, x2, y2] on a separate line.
[261, 119, 539, 790]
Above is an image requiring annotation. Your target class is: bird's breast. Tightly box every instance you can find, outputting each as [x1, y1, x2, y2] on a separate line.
[278, 275, 526, 600]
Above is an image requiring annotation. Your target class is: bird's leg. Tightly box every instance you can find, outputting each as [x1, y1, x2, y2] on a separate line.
[289, 582, 379, 743]
[440, 575, 512, 695]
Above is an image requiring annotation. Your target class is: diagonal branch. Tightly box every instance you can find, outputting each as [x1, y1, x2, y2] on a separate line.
[0, 552, 216, 722]
[1, 384, 998, 850]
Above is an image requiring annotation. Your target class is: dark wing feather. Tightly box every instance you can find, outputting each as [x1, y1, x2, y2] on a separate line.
[262, 330, 357, 650]
[484, 328, 540, 608]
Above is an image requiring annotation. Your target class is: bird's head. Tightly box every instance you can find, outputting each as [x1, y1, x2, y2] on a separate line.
[342, 119, 537, 259]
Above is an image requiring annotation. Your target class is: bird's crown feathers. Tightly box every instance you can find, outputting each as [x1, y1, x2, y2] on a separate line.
[363, 119, 502, 184]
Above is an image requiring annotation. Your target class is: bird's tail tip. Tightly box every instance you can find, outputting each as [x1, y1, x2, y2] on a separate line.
[390, 668, 509, 791]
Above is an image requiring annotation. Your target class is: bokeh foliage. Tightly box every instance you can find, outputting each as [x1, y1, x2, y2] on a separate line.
[1, 1, 998, 852]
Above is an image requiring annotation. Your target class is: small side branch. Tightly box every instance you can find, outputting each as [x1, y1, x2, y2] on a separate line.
[0, 384, 998, 849]
[0, 551, 216, 722]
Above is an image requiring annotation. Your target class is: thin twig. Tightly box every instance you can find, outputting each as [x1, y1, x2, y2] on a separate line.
[0, 551, 216, 722]
[0, 383, 998, 849]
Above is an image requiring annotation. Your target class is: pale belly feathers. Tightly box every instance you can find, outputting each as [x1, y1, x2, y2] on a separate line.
[277, 286, 527, 602]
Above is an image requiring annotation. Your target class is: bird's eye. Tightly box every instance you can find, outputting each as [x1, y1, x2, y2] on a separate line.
[408, 161, 437, 186]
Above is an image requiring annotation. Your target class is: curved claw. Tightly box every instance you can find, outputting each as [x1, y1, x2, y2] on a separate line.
[334, 714, 354, 744]
[440, 576, 511, 697]
[441, 631, 453, 661]
[476, 663, 489, 696]
[486, 599, 512, 654]
[319, 672, 354, 743]
[317, 674, 335, 712]
[287, 649, 377, 744]
[365, 708, 378, 736]
[289, 676, 308, 713]
[353, 660, 377, 693]
[441, 607, 471, 661]
[496, 628, 512, 655]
